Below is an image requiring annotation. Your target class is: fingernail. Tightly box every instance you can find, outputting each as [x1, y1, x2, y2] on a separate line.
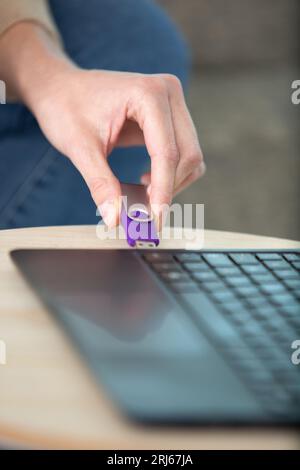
[200, 161, 207, 176]
[99, 199, 118, 228]
[151, 202, 169, 231]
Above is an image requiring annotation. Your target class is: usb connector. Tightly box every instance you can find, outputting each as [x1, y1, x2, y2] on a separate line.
[136, 241, 157, 249]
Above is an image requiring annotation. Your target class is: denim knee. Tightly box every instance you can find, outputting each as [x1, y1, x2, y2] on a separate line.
[49, 0, 190, 86]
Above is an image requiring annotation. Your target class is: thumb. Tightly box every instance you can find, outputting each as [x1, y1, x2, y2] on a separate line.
[70, 140, 121, 227]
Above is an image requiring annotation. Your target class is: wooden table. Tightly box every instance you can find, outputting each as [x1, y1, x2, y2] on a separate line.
[0, 226, 299, 449]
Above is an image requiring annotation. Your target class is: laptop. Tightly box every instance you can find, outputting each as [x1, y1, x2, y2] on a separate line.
[11, 246, 300, 426]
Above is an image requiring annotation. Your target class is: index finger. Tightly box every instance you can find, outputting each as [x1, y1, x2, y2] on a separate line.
[132, 81, 179, 220]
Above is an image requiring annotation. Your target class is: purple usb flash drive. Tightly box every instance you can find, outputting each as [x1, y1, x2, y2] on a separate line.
[120, 183, 159, 248]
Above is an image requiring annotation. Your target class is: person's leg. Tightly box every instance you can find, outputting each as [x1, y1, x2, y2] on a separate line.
[0, 0, 189, 229]
[49, 0, 189, 80]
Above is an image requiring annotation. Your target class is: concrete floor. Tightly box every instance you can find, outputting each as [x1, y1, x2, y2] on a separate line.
[175, 65, 300, 241]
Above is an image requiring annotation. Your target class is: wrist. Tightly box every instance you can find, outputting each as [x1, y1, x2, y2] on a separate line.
[0, 22, 77, 109]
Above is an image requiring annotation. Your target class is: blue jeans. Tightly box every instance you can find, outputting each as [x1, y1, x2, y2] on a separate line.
[0, 0, 189, 229]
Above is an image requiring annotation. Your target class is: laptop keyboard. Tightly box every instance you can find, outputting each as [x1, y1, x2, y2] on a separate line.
[142, 251, 300, 417]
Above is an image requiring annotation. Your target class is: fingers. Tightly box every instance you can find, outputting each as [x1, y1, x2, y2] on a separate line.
[165, 74, 204, 193]
[173, 161, 206, 196]
[69, 137, 121, 227]
[141, 160, 206, 197]
[65, 72, 203, 231]
[131, 74, 204, 220]
[130, 77, 179, 222]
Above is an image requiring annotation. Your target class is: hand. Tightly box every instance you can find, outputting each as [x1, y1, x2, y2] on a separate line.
[1, 24, 205, 227]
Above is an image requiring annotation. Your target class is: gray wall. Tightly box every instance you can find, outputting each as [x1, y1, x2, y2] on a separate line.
[159, 0, 300, 240]
[160, 0, 299, 67]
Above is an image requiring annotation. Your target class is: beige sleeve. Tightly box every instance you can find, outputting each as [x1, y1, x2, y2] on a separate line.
[0, 0, 61, 43]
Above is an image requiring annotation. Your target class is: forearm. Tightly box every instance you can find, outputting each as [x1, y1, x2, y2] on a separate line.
[0, 22, 75, 108]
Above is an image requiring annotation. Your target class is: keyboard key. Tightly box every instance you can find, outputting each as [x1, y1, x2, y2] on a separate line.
[239, 322, 266, 339]
[151, 262, 180, 272]
[292, 261, 300, 270]
[222, 300, 248, 314]
[249, 337, 280, 358]
[246, 296, 270, 308]
[267, 359, 295, 376]
[202, 253, 233, 267]
[215, 266, 242, 277]
[281, 305, 299, 316]
[210, 290, 236, 303]
[227, 277, 252, 287]
[270, 293, 297, 306]
[228, 309, 253, 324]
[192, 271, 218, 282]
[270, 328, 296, 345]
[183, 262, 209, 272]
[161, 271, 189, 282]
[144, 252, 174, 263]
[260, 283, 286, 295]
[261, 315, 286, 332]
[176, 253, 200, 262]
[257, 253, 282, 261]
[230, 253, 259, 264]
[264, 260, 290, 270]
[294, 291, 300, 301]
[275, 269, 299, 280]
[242, 265, 268, 275]
[169, 281, 199, 293]
[201, 281, 227, 292]
[283, 253, 300, 262]
[250, 273, 276, 284]
[234, 286, 260, 297]
[255, 305, 278, 319]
